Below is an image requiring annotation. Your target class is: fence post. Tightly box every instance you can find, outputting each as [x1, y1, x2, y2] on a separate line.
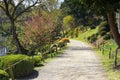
[8, 65, 14, 80]
[109, 47, 112, 59]
[114, 49, 118, 67]
[102, 42, 105, 55]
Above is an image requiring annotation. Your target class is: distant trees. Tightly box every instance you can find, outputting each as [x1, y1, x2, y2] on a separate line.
[60, 0, 100, 26]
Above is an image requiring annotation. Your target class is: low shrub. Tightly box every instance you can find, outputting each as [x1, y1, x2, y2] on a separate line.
[98, 27, 106, 33]
[61, 38, 70, 43]
[103, 34, 111, 40]
[33, 55, 43, 67]
[90, 36, 97, 43]
[0, 54, 34, 78]
[99, 31, 107, 36]
[87, 36, 91, 41]
[57, 38, 70, 48]
[90, 26, 96, 29]
[87, 34, 97, 43]
[57, 40, 66, 48]
[0, 70, 9, 80]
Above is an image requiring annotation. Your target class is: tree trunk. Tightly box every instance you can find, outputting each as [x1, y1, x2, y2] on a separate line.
[107, 11, 120, 48]
[11, 19, 27, 54]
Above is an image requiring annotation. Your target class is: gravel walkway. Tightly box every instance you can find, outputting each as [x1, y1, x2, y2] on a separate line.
[20, 40, 108, 80]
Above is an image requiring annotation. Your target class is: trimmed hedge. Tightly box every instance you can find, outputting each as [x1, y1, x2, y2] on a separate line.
[99, 31, 107, 36]
[0, 70, 9, 80]
[103, 34, 111, 40]
[33, 55, 43, 67]
[0, 54, 34, 78]
[87, 34, 98, 43]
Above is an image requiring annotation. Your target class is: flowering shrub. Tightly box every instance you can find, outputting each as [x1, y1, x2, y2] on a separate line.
[57, 38, 70, 48]
[61, 38, 70, 43]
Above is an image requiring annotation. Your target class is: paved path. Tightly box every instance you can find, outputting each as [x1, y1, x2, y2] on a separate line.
[21, 40, 108, 80]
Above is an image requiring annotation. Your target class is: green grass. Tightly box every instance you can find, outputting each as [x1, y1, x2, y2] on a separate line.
[96, 39, 120, 80]
[75, 27, 98, 42]
[74, 27, 120, 80]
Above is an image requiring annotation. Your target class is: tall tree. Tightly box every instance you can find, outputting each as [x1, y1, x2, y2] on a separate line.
[60, 0, 100, 26]
[80, 0, 120, 48]
[0, 0, 40, 54]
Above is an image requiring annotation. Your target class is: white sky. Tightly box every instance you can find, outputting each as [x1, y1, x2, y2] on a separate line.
[58, 0, 64, 3]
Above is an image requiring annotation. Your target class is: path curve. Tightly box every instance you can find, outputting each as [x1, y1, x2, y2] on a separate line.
[21, 40, 108, 80]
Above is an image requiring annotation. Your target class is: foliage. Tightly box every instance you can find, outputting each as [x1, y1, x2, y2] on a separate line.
[0, 70, 9, 80]
[74, 28, 79, 37]
[63, 15, 75, 29]
[24, 11, 54, 52]
[79, 0, 120, 47]
[61, 0, 102, 26]
[74, 27, 98, 42]
[80, 0, 120, 14]
[103, 34, 111, 40]
[98, 21, 110, 33]
[61, 38, 70, 43]
[0, 0, 40, 54]
[57, 38, 70, 48]
[0, 54, 34, 78]
[87, 34, 98, 43]
[33, 55, 43, 67]
[99, 31, 107, 36]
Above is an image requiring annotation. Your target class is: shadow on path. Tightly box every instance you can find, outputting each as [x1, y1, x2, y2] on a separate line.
[69, 46, 92, 51]
[16, 70, 39, 80]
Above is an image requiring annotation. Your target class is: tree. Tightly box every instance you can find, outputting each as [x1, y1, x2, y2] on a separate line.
[24, 11, 56, 54]
[63, 15, 75, 30]
[60, 0, 101, 26]
[80, 0, 120, 48]
[0, 0, 40, 54]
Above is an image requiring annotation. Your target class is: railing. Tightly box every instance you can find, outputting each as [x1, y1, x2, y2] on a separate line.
[94, 41, 120, 68]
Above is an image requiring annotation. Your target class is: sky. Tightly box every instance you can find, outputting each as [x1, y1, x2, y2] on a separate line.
[58, 0, 64, 3]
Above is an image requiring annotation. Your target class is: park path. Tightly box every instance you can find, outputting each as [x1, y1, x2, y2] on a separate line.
[21, 40, 108, 80]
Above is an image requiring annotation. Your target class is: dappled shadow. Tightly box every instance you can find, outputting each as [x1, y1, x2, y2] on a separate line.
[16, 70, 39, 80]
[69, 46, 92, 51]
[113, 65, 120, 70]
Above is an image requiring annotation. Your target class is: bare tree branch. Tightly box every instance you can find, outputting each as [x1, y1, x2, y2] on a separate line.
[15, 0, 40, 20]
[12, 0, 24, 17]
[0, 4, 6, 11]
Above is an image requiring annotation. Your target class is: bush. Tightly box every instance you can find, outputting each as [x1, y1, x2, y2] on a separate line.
[99, 31, 107, 36]
[103, 34, 111, 40]
[57, 40, 66, 48]
[90, 36, 97, 43]
[90, 26, 96, 29]
[0, 54, 34, 78]
[57, 38, 70, 48]
[98, 21, 110, 37]
[33, 55, 43, 67]
[99, 21, 107, 27]
[87, 34, 97, 43]
[74, 28, 79, 37]
[87, 36, 91, 41]
[0, 70, 9, 80]
[61, 38, 70, 43]
[98, 27, 106, 32]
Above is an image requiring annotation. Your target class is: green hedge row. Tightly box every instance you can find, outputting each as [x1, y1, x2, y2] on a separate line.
[0, 54, 34, 78]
